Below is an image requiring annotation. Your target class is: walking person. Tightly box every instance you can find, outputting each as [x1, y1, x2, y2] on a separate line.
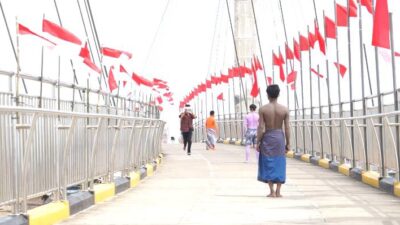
[205, 110, 218, 150]
[179, 105, 196, 155]
[243, 104, 259, 162]
[256, 85, 290, 197]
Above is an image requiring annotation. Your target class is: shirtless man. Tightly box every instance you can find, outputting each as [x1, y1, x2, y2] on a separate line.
[256, 84, 290, 197]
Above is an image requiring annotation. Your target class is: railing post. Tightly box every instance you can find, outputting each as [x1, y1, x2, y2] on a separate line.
[109, 119, 122, 183]
[20, 113, 39, 213]
[59, 116, 77, 200]
[88, 117, 104, 190]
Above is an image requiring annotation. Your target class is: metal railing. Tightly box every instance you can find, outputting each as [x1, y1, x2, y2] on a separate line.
[193, 111, 400, 181]
[0, 106, 165, 214]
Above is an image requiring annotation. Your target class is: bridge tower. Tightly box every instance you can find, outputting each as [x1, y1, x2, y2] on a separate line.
[234, 0, 259, 110]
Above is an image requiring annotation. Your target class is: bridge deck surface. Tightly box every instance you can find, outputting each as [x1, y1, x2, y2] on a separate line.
[59, 143, 400, 225]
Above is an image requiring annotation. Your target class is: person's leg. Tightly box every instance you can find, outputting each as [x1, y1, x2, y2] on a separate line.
[267, 182, 275, 197]
[187, 131, 193, 155]
[245, 145, 250, 162]
[182, 132, 188, 150]
[276, 183, 282, 197]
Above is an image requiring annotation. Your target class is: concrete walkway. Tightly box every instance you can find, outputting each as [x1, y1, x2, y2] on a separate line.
[59, 143, 400, 225]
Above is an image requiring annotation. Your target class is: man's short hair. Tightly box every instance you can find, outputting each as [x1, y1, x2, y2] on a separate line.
[249, 104, 257, 111]
[267, 85, 280, 99]
[210, 110, 215, 116]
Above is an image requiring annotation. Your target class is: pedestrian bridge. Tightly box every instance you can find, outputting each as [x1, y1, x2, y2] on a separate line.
[1, 105, 400, 225]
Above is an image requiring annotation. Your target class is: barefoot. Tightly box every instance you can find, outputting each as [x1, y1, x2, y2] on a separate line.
[267, 192, 276, 197]
[276, 193, 283, 198]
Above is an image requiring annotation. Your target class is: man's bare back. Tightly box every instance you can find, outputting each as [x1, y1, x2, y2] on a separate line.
[256, 101, 290, 149]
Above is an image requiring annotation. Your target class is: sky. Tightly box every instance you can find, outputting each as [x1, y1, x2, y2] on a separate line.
[1, 0, 400, 139]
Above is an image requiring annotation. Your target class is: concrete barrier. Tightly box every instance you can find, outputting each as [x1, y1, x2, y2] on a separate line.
[68, 191, 94, 215]
[93, 183, 115, 204]
[27, 201, 69, 225]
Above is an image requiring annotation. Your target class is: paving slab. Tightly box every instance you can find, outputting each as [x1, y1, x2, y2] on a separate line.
[58, 143, 400, 225]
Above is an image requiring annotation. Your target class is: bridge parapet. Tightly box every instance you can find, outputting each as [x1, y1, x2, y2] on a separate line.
[0, 106, 165, 215]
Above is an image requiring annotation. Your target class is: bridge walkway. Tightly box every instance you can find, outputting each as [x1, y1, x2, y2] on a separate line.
[59, 143, 400, 225]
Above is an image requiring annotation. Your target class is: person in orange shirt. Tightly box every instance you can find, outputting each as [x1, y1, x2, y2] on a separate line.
[205, 110, 218, 150]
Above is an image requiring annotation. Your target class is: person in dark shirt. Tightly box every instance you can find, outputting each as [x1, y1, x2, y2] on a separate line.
[179, 105, 196, 155]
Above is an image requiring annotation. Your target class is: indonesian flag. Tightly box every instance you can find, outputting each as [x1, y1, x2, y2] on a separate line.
[220, 74, 229, 83]
[18, 23, 56, 46]
[315, 21, 326, 55]
[250, 58, 259, 97]
[217, 93, 224, 100]
[308, 31, 317, 48]
[334, 62, 347, 78]
[361, 0, 373, 14]
[108, 66, 118, 92]
[42, 19, 82, 45]
[285, 43, 294, 60]
[286, 71, 297, 84]
[79, 43, 101, 74]
[293, 39, 301, 61]
[325, 16, 336, 39]
[101, 47, 132, 59]
[157, 96, 163, 104]
[267, 76, 273, 85]
[372, 0, 389, 49]
[336, 4, 349, 27]
[300, 34, 309, 51]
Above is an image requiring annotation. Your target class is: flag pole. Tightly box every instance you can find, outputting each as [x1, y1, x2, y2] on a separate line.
[372, 0, 384, 176]
[228, 78, 233, 141]
[389, 13, 400, 179]
[317, 65, 324, 158]
[299, 33, 306, 155]
[272, 51, 275, 83]
[226, 0, 248, 112]
[334, 0, 344, 164]
[53, 0, 83, 110]
[216, 95, 221, 141]
[0, 2, 28, 94]
[346, 0, 355, 168]
[308, 25, 314, 157]
[358, 1, 369, 170]
[363, 44, 375, 107]
[250, 0, 267, 93]
[38, 14, 45, 108]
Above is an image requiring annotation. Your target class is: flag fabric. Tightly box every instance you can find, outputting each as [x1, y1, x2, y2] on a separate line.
[18, 23, 56, 46]
[42, 19, 82, 45]
[334, 62, 347, 78]
[120, 65, 128, 74]
[308, 32, 317, 48]
[300, 35, 309, 51]
[273, 52, 282, 66]
[279, 65, 285, 82]
[349, 0, 358, 17]
[220, 74, 229, 83]
[206, 80, 212, 89]
[311, 68, 324, 78]
[217, 93, 224, 100]
[101, 47, 132, 59]
[79, 42, 90, 59]
[361, 0, 373, 14]
[250, 60, 259, 97]
[290, 83, 296, 90]
[108, 66, 118, 92]
[336, 4, 348, 27]
[372, 0, 389, 49]
[325, 16, 336, 39]
[315, 22, 326, 55]
[294, 39, 301, 61]
[254, 56, 263, 70]
[157, 96, 163, 104]
[286, 71, 297, 84]
[83, 58, 101, 74]
[267, 76, 273, 85]
[286, 43, 294, 60]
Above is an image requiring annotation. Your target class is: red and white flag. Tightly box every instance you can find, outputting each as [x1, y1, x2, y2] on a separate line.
[18, 23, 56, 47]
[101, 47, 132, 59]
[42, 19, 82, 45]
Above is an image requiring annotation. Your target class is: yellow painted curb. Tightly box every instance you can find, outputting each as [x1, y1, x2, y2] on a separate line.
[223, 140, 230, 144]
[394, 182, 400, 197]
[28, 201, 69, 225]
[129, 171, 140, 188]
[146, 163, 154, 176]
[301, 154, 311, 163]
[156, 158, 161, 165]
[362, 171, 380, 188]
[235, 140, 241, 145]
[318, 159, 330, 169]
[93, 183, 115, 203]
[286, 150, 294, 158]
[339, 164, 351, 176]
